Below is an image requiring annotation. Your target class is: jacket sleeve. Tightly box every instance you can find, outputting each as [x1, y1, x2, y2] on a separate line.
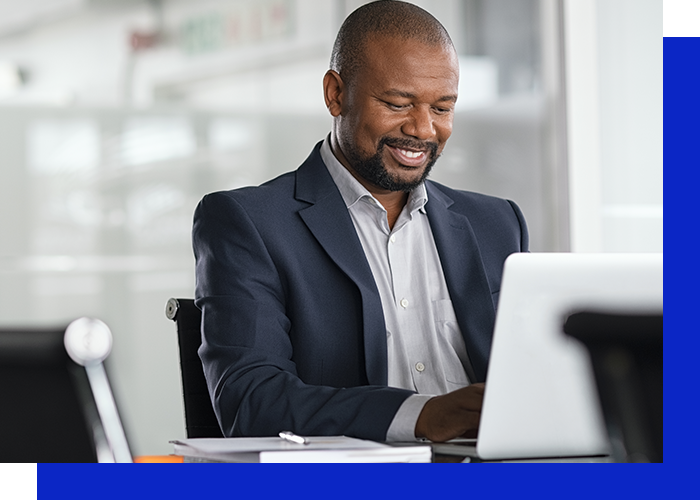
[192, 191, 413, 441]
[506, 199, 529, 253]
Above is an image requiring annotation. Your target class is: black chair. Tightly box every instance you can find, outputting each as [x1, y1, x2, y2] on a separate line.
[564, 311, 663, 463]
[0, 318, 132, 462]
[166, 298, 224, 438]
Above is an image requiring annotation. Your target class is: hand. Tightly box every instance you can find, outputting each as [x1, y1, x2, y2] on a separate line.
[414, 383, 485, 442]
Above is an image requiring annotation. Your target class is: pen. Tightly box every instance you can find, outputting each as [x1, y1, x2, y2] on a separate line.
[279, 431, 309, 445]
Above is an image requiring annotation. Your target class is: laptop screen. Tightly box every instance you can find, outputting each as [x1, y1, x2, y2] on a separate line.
[477, 252, 663, 460]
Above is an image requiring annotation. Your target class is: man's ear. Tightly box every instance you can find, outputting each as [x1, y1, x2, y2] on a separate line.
[323, 70, 344, 117]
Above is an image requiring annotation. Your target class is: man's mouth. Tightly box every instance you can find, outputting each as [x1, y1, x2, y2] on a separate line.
[386, 145, 428, 167]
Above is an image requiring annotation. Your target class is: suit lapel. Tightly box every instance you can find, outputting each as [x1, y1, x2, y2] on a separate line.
[292, 146, 496, 385]
[425, 182, 495, 382]
[295, 145, 388, 386]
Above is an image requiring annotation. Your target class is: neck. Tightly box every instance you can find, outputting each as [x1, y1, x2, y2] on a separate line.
[329, 134, 408, 229]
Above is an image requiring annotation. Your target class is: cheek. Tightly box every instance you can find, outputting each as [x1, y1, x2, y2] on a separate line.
[363, 105, 404, 133]
[358, 117, 391, 146]
[435, 120, 454, 144]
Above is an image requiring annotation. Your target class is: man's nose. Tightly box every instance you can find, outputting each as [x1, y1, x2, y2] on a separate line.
[402, 105, 435, 140]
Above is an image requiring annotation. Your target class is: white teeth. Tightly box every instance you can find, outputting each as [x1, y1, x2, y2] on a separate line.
[399, 149, 423, 158]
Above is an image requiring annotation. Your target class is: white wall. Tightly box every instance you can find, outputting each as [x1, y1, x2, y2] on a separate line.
[564, 0, 662, 252]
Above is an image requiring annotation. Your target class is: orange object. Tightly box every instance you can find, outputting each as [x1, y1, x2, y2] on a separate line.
[133, 455, 184, 463]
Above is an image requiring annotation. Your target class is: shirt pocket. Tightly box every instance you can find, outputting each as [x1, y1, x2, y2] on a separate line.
[433, 299, 470, 390]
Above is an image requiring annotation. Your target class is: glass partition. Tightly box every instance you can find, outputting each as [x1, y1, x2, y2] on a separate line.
[0, 0, 566, 454]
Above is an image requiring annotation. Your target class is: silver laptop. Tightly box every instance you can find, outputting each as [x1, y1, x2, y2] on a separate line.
[475, 252, 663, 460]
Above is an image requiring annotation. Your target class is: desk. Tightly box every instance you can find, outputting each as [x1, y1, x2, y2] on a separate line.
[434, 454, 612, 463]
[137, 454, 612, 463]
[428, 442, 612, 462]
[137, 444, 612, 463]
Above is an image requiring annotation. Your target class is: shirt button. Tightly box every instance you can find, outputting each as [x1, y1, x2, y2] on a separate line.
[400, 298, 409, 308]
[386, 331, 391, 338]
[415, 362, 425, 372]
[390, 234, 396, 243]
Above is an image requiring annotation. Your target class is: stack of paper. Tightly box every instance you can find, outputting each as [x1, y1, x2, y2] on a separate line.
[170, 436, 431, 463]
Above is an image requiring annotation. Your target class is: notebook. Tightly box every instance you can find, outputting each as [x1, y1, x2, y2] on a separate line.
[171, 436, 431, 463]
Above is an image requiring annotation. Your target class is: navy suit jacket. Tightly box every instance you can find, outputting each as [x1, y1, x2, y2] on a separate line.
[193, 142, 528, 441]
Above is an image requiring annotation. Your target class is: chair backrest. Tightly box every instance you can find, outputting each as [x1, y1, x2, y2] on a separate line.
[166, 298, 224, 438]
[564, 311, 663, 463]
[0, 318, 132, 462]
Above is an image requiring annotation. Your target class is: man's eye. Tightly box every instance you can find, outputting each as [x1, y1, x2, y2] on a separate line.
[433, 106, 453, 114]
[386, 102, 406, 110]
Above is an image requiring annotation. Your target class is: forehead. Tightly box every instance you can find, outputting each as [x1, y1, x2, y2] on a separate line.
[354, 34, 459, 97]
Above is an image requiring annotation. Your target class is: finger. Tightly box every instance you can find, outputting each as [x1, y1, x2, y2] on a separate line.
[461, 428, 478, 439]
[468, 382, 485, 393]
[452, 387, 484, 411]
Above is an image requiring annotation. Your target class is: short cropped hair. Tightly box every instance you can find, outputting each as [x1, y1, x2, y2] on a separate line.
[330, 1, 455, 84]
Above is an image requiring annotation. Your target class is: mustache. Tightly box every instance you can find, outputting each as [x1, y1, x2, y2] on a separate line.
[379, 137, 439, 157]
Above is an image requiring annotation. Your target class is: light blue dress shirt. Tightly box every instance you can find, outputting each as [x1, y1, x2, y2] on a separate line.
[320, 137, 472, 441]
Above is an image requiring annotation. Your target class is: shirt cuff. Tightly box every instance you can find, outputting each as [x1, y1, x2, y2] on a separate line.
[385, 394, 434, 442]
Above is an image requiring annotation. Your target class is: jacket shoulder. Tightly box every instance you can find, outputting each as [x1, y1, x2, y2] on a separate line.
[206, 170, 295, 203]
[426, 180, 528, 251]
[198, 140, 327, 211]
[196, 171, 301, 224]
[427, 180, 517, 211]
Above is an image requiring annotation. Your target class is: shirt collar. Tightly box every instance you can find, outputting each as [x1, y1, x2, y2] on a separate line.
[320, 135, 428, 214]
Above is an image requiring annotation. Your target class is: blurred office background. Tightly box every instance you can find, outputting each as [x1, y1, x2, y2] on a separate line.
[0, 0, 661, 455]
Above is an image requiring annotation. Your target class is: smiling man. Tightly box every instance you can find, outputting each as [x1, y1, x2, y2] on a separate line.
[193, 0, 528, 443]
[325, 32, 458, 229]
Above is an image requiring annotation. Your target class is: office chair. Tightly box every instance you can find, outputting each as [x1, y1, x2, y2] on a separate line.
[564, 311, 663, 463]
[166, 298, 224, 438]
[0, 318, 132, 462]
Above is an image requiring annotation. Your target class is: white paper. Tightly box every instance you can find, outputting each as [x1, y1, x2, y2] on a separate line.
[171, 436, 431, 463]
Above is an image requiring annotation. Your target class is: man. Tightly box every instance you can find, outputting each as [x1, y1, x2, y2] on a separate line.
[192, 0, 528, 443]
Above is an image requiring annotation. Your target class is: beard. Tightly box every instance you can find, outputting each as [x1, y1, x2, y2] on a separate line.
[343, 136, 440, 193]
